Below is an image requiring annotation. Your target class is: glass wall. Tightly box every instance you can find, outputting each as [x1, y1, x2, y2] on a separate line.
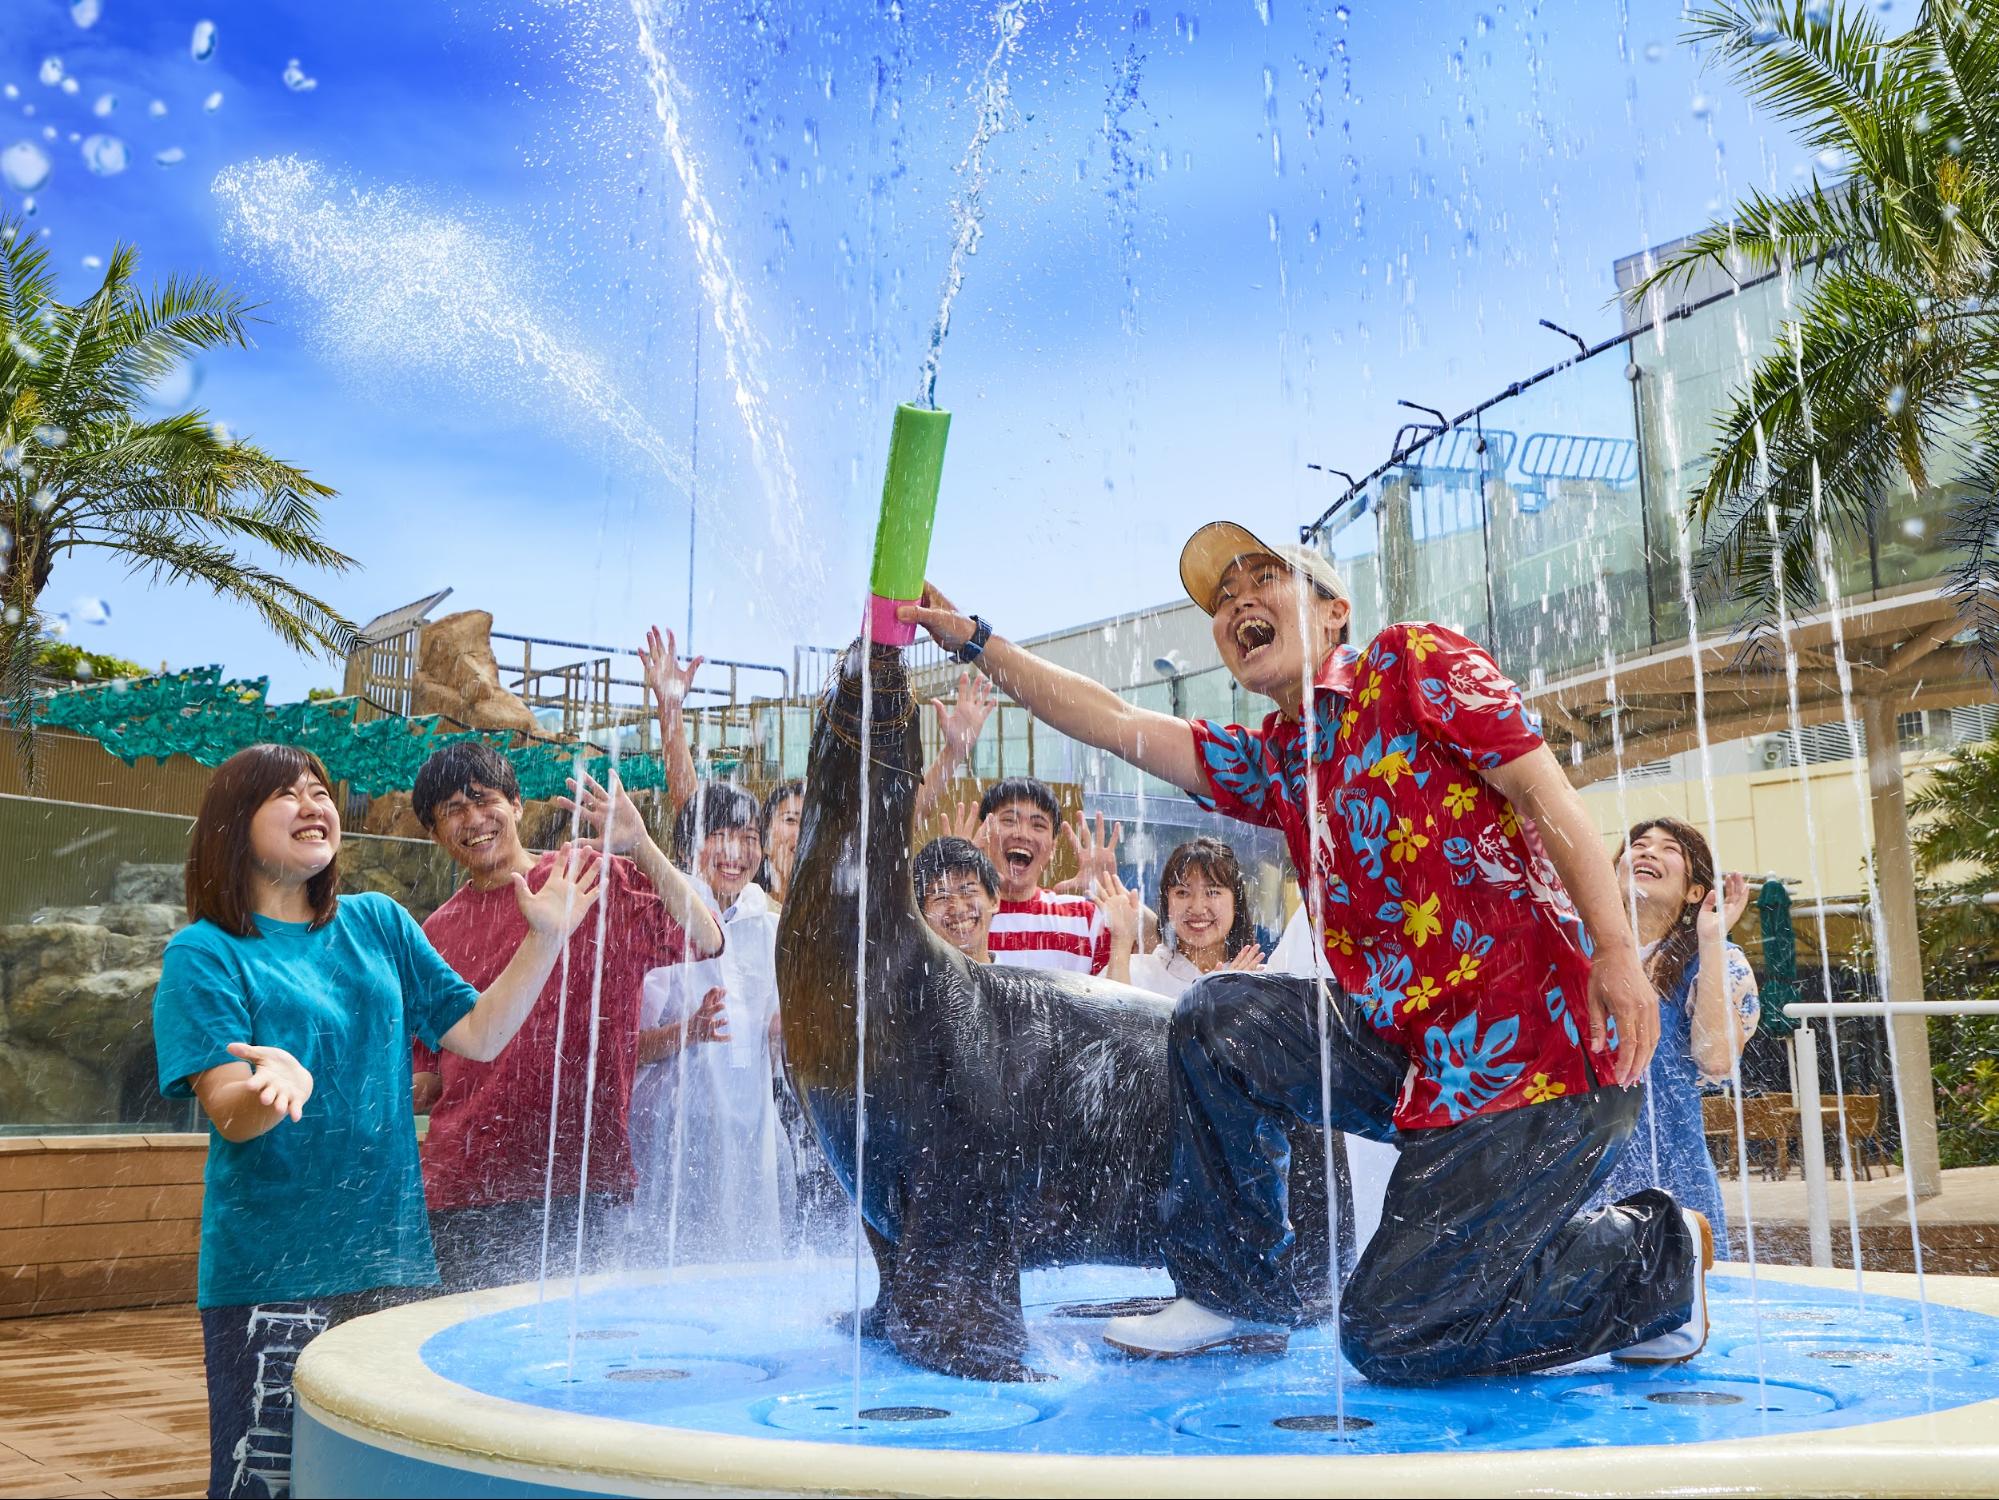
[0, 794, 461, 1135]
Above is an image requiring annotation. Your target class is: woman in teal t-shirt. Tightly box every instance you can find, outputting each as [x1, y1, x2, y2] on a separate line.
[154, 744, 603, 1500]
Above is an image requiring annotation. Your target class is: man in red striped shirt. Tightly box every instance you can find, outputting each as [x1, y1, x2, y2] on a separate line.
[976, 777, 1114, 975]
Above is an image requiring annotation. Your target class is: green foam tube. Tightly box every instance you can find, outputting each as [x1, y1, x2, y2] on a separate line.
[866, 403, 950, 645]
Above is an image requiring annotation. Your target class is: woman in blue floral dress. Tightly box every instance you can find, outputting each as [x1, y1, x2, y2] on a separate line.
[1593, 817, 1759, 1242]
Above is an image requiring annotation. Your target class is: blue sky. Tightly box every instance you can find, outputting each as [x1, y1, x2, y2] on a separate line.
[3, 0, 1867, 699]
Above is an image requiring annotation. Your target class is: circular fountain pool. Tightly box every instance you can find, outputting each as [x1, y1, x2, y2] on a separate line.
[292, 1261, 1999, 1497]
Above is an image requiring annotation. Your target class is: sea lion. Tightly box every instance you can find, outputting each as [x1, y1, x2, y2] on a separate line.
[775, 641, 1348, 1382]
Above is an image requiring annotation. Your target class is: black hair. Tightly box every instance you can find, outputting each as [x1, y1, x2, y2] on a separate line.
[977, 776, 1061, 828]
[412, 740, 521, 830]
[1159, 836, 1257, 957]
[913, 837, 999, 906]
[672, 782, 763, 866]
[761, 778, 805, 831]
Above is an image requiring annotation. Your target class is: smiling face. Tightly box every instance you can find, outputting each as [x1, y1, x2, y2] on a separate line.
[920, 869, 997, 961]
[1165, 870, 1236, 965]
[427, 780, 529, 885]
[247, 770, 340, 889]
[764, 792, 803, 890]
[1618, 825, 1705, 922]
[699, 825, 764, 907]
[1208, 553, 1352, 709]
[985, 798, 1057, 901]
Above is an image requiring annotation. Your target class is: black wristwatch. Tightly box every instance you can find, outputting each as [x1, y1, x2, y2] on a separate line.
[954, 615, 993, 664]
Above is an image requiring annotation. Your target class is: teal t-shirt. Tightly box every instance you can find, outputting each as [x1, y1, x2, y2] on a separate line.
[153, 891, 479, 1308]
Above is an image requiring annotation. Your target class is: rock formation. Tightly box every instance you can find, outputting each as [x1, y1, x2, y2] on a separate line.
[413, 610, 539, 737]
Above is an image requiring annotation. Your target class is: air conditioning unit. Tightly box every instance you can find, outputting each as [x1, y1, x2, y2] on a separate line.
[1753, 735, 1790, 770]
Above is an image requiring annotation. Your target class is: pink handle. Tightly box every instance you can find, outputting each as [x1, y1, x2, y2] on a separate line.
[865, 592, 919, 647]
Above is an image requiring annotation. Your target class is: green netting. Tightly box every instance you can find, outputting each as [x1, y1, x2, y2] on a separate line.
[31, 667, 705, 801]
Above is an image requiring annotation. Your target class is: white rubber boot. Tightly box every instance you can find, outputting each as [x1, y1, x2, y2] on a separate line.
[1612, 1207, 1715, 1366]
[1101, 1297, 1290, 1359]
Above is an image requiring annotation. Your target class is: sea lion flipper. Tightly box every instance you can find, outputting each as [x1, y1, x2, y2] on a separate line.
[876, 1172, 1042, 1383]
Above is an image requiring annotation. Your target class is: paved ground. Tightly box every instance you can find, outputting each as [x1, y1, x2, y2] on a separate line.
[1740, 1163, 1999, 1226]
[0, 1308, 206, 1500]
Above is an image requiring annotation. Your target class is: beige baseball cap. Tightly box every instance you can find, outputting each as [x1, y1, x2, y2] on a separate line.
[1179, 521, 1350, 615]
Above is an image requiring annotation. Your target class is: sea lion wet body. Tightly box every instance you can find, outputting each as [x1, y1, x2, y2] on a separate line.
[776, 643, 1337, 1382]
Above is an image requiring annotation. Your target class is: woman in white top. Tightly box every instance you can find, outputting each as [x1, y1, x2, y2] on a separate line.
[630, 784, 786, 1262]
[1103, 837, 1265, 999]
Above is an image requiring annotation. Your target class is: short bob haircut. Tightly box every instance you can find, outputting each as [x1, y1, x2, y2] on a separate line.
[412, 740, 521, 831]
[977, 776, 1062, 828]
[913, 836, 999, 907]
[672, 782, 763, 867]
[186, 744, 342, 938]
[1158, 836, 1257, 957]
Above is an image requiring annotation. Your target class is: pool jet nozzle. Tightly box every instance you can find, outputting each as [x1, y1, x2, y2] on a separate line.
[865, 403, 951, 647]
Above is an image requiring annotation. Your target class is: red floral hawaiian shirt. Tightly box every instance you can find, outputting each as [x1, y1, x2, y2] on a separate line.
[1191, 621, 1616, 1131]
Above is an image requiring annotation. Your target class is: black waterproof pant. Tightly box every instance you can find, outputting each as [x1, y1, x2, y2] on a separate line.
[1160, 970, 1696, 1384]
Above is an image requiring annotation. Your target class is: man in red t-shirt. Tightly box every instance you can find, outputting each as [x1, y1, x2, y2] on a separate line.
[970, 777, 1116, 975]
[409, 742, 724, 1292]
[902, 521, 1709, 1381]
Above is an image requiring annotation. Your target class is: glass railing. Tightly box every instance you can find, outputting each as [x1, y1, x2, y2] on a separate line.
[0, 793, 463, 1135]
[1312, 270, 1973, 688]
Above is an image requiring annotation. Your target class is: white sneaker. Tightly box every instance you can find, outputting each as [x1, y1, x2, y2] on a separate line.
[1101, 1296, 1290, 1359]
[1613, 1208, 1715, 1366]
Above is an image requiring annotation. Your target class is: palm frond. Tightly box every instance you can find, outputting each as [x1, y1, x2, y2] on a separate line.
[1940, 425, 1999, 683]
[1687, 2, 1890, 144]
[0, 214, 56, 343]
[108, 522, 357, 657]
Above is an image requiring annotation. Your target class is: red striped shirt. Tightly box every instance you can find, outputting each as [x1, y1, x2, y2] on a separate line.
[989, 890, 1112, 975]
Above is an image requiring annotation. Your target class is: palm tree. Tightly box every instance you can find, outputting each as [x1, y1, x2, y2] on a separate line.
[1633, 1, 1999, 677]
[0, 211, 356, 734]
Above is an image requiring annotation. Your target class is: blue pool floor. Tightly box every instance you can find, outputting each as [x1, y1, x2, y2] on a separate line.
[417, 1262, 1999, 1457]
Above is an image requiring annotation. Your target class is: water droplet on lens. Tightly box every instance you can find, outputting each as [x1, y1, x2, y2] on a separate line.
[1476, 12, 1492, 34]
[203, 90, 223, 112]
[1750, 20, 1780, 43]
[1689, 94, 1711, 118]
[33, 424, 66, 448]
[155, 145, 184, 166]
[1644, 40, 1664, 61]
[93, 92, 114, 117]
[1946, 134, 1964, 155]
[81, 253, 101, 268]
[1805, 0, 1829, 21]
[73, 597, 111, 626]
[1255, 0, 1272, 23]
[70, 0, 101, 27]
[148, 98, 167, 117]
[1, 140, 52, 192]
[282, 58, 318, 92]
[1884, 384, 1906, 416]
[191, 20, 217, 62]
[81, 134, 127, 175]
[60, 78, 79, 96]
[38, 58, 64, 87]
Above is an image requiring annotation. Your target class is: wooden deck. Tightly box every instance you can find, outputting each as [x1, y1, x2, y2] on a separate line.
[0, 1306, 206, 1499]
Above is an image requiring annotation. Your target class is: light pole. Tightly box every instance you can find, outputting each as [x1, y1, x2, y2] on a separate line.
[1153, 651, 1188, 718]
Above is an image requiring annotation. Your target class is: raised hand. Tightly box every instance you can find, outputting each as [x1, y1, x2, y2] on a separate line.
[1093, 868, 1143, 952]
[1698, 871, 1750, 945]
[639, 625, 703, 714]
[513, 844, 604, 941]
[687, 987, 730, 1046]
[1057, 812, 1123, 895]
[933, 671, 997, 761]
[1223, 943, 1267, 973]
[557, 769, 648, 857]
[944, 798, 997, 859]
[225, 1042, 313, 1123]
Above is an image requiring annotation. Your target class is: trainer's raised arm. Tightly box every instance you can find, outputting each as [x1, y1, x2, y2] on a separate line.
[899, 582, 1206, 796]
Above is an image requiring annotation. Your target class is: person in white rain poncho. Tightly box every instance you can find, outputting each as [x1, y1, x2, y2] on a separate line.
[629, 784, 787, 1263]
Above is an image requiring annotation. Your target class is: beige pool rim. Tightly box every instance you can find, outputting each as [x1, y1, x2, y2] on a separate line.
[292, 1262, 1999, 1498]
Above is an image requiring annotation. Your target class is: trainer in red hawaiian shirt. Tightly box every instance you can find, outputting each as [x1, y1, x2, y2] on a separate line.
[1190, 620, 1616, 1130]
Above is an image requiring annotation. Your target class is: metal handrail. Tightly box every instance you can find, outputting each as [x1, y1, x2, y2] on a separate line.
[1778, 996, 1996, 1270]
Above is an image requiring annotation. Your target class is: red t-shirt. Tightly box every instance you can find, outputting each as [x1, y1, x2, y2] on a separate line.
[1190, 621, 1615, 1131]
[989, 889, 1112, 974]
[414, 851, 688, 1211]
